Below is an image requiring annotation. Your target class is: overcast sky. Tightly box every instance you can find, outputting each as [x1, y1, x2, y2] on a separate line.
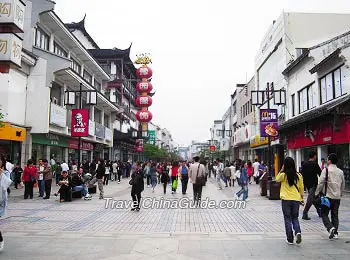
[55, 0, 350, 146]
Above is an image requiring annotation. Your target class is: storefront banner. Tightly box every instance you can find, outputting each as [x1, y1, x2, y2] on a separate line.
[50, 103, 67, 128]
[0, 33, 22, 66]
[95, 123, 105, 139]
[68, 139, 94, 150]
[0, 0, 25, 31]
[250, 134, 268, 148]
[32, 133, 68, 147]
[105, 127, 113, 141]
[71, 109, 89, 137]
[260, 109, 278, 137]
[0, 123, 26, 141]
[88, 120, 95, 136]
[135, 139, 144, 152]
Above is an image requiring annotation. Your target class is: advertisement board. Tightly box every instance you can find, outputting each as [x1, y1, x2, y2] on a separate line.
[260, 109, 278, 137]
[71, 109, 89, 137]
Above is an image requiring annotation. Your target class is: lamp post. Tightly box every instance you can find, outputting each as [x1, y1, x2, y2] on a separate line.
[251, 82, 286, 181]
[64, 83, 97, 168]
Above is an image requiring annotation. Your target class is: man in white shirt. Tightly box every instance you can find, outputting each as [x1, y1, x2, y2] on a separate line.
[61, 161, 69, 172]
[189, 156, 206, 204]
[252, 159, 261, 182]
[216, 160, 224, 190]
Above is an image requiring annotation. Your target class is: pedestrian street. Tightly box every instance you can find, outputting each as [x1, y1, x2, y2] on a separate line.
[1, 177, 350, 259]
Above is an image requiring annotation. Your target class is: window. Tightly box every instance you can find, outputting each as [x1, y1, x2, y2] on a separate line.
[50, 83, 62, 106]
[84, 70, 92, 84]
[34, 27, 49, 50]
[54, 42, 68, 57]
[232, 102, 236, 115]
[320, 66, 344, 104]
[94, 81, 101, 91]
[71, 58, 81, 75]
[104, 114, 110, 128]
[291, 94, 295, 116]
[94, 109, 101, 124]
[298, 83, 315, 114]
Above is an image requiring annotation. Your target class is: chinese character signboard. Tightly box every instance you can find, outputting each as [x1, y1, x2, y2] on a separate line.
[260, 109, 278, 137]
[0, 0, 25, 32]
[148, 130, 156, 144]
[135, 139, 144, 152]
[0, 33, 22, 66]
[71, 109, 89, 137]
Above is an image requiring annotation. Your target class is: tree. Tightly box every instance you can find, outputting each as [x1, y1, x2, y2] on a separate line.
[0, 108, 5, 128]
[143, 143, 168, 161]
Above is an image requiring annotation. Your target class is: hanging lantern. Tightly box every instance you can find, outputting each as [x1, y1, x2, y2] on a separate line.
[136, 110, 153, 122]
[136, 66, 153, 79]
[136, 81, 153, 93]
[136, 96, 153, 107]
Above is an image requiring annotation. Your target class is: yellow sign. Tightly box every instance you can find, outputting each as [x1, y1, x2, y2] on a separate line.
[0, 123, 26, 141]
[250, 134, 268, 148]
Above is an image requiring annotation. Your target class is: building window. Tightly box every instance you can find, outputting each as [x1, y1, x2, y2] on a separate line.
[320, 66, 343, 104]
[298, 83, 316, 114]
[104, 114, 109, 128]
[34, 27, 49, 50]
[84, 70, 92, 84]
[50, 83, 62, 106]
[291, 94, 295, 117]
[232, 102, 236, 115]
[94, 81, 101, 91]
[94, 109, 101, 124]
[71, 58, 81, 75]
[54, 42, 68, 57]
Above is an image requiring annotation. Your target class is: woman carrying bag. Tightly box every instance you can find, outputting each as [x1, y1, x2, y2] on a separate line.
[22, 159, 37, 200]
[276, 157, 304, 245]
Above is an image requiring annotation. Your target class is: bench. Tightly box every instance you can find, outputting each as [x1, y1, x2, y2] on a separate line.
[88, 185, 97, 194]
[71, 189, 83, 199]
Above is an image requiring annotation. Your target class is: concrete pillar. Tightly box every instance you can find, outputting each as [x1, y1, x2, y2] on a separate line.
[101, 109, 105, 126]
[81, 64, 85, 78]
[90, 105, 95, 121]
[64, 148, 69, 163]
[49, 34, 54, 53]
[296, 149, 302, 169]
[45, 145, 50, 161]
[91, 74, 95, 86]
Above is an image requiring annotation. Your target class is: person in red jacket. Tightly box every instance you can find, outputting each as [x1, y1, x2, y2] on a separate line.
[22, 159, 37, 199]
[247, 161, 253, 184]
[171, 162, 179, 194]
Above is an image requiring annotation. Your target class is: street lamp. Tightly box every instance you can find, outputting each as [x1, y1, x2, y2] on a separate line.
[64, 83, 97, 167]
[251, 82, 286, 182]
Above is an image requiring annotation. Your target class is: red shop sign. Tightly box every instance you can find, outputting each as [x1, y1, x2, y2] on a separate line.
[68, 139, 94, 151]
[288, 118, 350, 149]
[71, 109, 89, 137]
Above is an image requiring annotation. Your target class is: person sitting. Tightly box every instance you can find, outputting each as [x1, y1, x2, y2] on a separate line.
[54, 171, 71, 202]
[71, 168, 91, 200]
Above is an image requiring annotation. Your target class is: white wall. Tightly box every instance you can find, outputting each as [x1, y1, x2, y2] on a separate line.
[0, 69, 27, 126]
[72, 30, 96, 49]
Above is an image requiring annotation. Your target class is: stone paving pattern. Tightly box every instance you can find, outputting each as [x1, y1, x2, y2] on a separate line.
[1, 177, 350, 259]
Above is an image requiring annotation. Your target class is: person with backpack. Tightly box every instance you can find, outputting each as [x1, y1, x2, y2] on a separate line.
[315, 153, 345, 240]
[161, 164, 170, 194]
[130, 162, 144, 211]
[150, 163, 158, 192]
[179, 161, 189, 194]
[276, 157, 304, 245]
[235, 161, 248, 201]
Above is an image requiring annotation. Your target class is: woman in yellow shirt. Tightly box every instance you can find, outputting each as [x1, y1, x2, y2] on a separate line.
[276, 157, 304, 245]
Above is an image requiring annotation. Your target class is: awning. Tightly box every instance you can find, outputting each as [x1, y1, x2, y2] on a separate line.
[0, 123, 26, 142]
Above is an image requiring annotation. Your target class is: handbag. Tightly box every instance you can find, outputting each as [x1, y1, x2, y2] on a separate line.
[196, 164, 206, 186]
[30, 175, 36, 183]
[314, 168, 330, 208]
[172, 179, 178, 189]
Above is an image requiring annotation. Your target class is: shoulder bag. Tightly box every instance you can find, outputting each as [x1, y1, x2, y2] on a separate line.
[314, 168, 330, 208]
[196, 164, 206, 186]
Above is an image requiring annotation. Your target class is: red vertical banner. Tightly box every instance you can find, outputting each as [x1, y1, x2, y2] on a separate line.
[135, 139, 144, 152]
[71, 109, 89, 137]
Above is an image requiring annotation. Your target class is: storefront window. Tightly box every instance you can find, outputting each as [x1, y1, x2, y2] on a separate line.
[32, 144, 46, 165]
[0, 140, 21, 164]
[50, 146, 64, 164]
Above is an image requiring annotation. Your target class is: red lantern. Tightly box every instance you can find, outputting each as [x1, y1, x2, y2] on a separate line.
[136, 81, 153, 93]
[136, 96, 153, 107]
[136, 110, 153, 122]
[136, 66, 153, 79]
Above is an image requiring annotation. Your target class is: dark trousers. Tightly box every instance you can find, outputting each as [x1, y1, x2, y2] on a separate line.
[0, 230, 3, 242]
[56, 173, 61, 184]
[146, 175, 151, 186]
[303, 186, 318, 215]
[103, 174, 109, 185]
[193, 184, 203, 202]
[131, 191, 141, 208]
[44, 179, 52, 198]
[171, 176, 177, 192]
[118, 173, 122, 182]
[282, 200, 301, 242]
[321, 198, 340, 234]
[181, 175, 189, 194]
[24, 181, 34, 199]
[59, 185, 71, 201]
[225, 177, 232, 187]
[163, 182, 167, 194]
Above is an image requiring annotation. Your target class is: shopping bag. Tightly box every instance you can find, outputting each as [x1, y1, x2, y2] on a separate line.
[172, 179, 178, 190]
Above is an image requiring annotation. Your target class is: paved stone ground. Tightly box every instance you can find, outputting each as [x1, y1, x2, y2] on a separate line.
[1, 176, 350, 259]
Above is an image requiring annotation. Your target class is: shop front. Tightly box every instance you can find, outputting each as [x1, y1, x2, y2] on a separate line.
[0, 123, 26, 164]
[287, 117, 350, 190]
[250, 134, 269, 162]
[68, 139, 94, 162]
[31, 133, 68, 164]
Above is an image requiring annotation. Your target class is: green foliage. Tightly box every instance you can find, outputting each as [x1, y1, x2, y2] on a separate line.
[0, 108, 5, 128]
[143, 143, 168, 160]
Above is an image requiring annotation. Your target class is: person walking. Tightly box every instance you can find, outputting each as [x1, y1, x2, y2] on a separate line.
[0, 155, 13, 252]
[150, 163, 157, 192]
[223, 163, 231, 187]
[189, 156, 206, 204]
[315, 153, 345, 240]
[216, 160, 223, 190]
[145, 162, 151, 187]
[112, 161, 118, 182]
[42, 159, 53, 199]
[229, 163, 236, 187]
[276, 157, 304, 245]
[22, 159, 37, 200]
[179, 161, 189, 194]
[12, 163, 23, 189]
[161, 164, 170, 194]
[130, 163, 144, 211]
[247, 161, 253, 184]
[103, 160, 110, 186]
[301, 151, 322, 220]
[171, 162, 179, 194]
[252, 159, 261, 183]
[90, 159, 105, 199]
[37, 159, 44, 198]
[117, 160, 123, 183]
[236, 161, 249, 201]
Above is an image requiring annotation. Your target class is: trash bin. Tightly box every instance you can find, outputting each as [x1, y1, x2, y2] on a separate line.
[259, 172, 268, 196]
[267, 180, 280, 200]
